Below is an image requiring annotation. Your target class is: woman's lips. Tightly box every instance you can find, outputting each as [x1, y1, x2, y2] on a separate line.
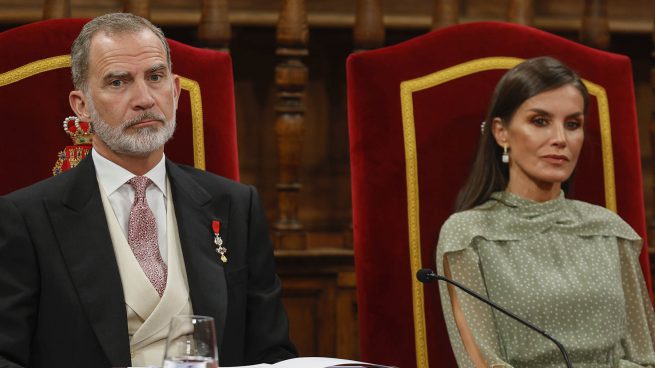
[542, 154, 569, 164]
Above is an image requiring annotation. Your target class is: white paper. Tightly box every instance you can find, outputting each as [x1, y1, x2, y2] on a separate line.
[223, 356, 379, 368]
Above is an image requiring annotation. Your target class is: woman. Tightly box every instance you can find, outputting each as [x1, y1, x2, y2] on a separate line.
[436, 57, 655, 367]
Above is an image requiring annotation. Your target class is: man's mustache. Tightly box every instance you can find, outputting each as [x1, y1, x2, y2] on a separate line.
[123, 112, 167, 129]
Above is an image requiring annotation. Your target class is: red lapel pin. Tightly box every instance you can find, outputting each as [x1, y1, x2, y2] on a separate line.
[212, 220, 227, 263]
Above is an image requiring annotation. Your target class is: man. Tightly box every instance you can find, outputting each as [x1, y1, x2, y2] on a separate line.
[0, 13, 296, 367]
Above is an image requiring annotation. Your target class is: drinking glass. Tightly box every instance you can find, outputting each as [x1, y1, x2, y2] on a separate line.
[162, 315, 219, 368]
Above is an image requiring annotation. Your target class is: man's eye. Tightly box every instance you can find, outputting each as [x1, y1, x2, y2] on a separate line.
[110, 80, 123, 87]
[149, 74, 162, 82]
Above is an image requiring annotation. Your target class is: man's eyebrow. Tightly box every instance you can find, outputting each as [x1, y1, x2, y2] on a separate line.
[147, 63, 168, 74]
[102, 71, 131, 82]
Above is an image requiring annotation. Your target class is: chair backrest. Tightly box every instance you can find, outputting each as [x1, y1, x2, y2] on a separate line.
[347, 21, 651, 368]
[0, 18, 239, 195]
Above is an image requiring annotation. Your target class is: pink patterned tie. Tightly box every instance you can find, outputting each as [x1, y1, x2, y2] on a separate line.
[127, 176, 167, 297]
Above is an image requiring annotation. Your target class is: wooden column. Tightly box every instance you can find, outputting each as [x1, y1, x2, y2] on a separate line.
[197, 0, 231, 51]
[432, 0, 459, 30]
[123, 0, 151, 20]
[42, 0, 70, 19]
[507, 0, 534, 26]
[273, 0, 308, 249]
[580, 0, 610, 49]
[354, 0, 385, 52]
[350, 0, 385, 247]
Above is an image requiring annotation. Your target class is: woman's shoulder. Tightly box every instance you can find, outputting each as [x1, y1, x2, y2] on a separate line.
[442, 207, 489, 228]
[566, 198, 618, 218]
[441, 201, 496, 232]
[438, 202, 499, 254]
[437, 197, 642, 256]
[565, 198, 641, 240]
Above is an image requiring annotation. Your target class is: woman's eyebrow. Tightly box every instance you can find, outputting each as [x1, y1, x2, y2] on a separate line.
[526, 108, 583, 119]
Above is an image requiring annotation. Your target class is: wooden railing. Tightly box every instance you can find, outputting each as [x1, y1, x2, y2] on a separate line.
[274, 0, 309, 249]
[197, 0, 231, 51]
[354, 0, 385, 51]
[42, 0, 69, 19]
[581, 0, 610, 49]
[24, 0, 649, 33]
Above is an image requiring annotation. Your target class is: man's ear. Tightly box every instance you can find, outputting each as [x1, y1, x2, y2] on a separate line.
[69, 90, 91, 121]
[491, 117, 508, 147]
[172, 74, 181, 109]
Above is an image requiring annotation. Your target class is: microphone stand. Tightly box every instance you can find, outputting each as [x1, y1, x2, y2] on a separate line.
[417, 269, 573, 368]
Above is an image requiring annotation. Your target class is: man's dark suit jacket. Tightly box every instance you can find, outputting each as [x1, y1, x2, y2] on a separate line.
[0, 156, 297, 367]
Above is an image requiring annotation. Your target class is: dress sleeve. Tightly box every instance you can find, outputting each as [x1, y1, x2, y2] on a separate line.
[617, 238, 655, 367]
[436, 216, 512, 368]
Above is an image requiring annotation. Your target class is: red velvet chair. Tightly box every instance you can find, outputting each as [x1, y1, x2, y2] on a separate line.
[347, 21, 651, 368]
[0, 18, 239, 195]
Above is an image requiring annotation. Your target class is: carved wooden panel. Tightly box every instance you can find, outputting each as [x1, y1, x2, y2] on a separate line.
[273, 0, 309, 249]
[507, 0, 534, 25]
[432, 0, 459, 30]
[282, 278, 335, 355]
[42, 0, 71, 19]
[123, 0, 150, 19]
[581, 0, 610, 49]
[276, 250, 357, 358]
[354, 0, 385, 50]
[197, 0, 231, 50]
[0, 1, 652, 33]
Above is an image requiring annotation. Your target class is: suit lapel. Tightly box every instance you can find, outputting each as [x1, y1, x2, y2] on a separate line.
[45, 157, 131, 366]
[167, 161, 230, 350]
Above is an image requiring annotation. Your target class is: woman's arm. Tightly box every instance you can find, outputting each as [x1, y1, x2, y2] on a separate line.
[444, 256, 488, 368]
[617, 239, 655, 366]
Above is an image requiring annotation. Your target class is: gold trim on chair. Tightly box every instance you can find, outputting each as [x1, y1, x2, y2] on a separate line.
[179, 77, 206, 170]
[582, 81, 615, 212]
[0, 55, 206, 170]
[399, 56, 615, 368]
[0, 55, 71, 87]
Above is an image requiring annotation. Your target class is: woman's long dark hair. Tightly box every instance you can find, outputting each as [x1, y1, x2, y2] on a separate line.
[454, 57, 590, 212]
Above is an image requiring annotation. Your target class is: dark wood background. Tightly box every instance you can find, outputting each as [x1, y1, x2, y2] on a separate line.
[1, 0, 653, 361]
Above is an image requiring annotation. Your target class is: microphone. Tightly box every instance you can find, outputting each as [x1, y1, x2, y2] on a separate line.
[417, 268, 572, 368]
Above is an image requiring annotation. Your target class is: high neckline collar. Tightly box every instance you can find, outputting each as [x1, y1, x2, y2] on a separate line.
[490, 191, 566, 218]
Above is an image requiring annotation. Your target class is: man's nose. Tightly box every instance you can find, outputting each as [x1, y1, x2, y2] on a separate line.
[131, 80, 156, 110]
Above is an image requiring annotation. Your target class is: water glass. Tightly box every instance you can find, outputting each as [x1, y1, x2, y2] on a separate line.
[162, 315, 218, 368]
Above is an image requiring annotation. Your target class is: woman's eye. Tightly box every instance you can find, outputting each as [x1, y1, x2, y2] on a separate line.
[531, 117, 547, 126]
[565, 120, 582, 129]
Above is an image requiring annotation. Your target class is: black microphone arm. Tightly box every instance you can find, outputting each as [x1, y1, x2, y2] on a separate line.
[416, 268, 573, 368]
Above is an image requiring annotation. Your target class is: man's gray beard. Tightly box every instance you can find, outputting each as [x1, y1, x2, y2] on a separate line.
[88, 101, 176, 156]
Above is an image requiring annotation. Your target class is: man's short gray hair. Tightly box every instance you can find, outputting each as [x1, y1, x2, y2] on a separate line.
[70, 13, 171, 92]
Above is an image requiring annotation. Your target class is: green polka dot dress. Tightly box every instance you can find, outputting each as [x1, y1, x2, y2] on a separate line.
[436, 191, 655, 368]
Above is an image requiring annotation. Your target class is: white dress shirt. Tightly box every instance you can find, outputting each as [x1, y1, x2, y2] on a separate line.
[92, 149, 168, 264]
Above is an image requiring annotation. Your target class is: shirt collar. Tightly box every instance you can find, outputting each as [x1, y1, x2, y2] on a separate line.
[92, 149, 167, 196]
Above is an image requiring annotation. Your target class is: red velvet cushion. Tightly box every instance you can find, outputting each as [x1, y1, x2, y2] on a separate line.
[0, 18, 238, 195]
[348, 21, 650, 368]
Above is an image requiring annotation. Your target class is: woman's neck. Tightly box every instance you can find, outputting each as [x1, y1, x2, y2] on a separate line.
[505, 180, 561, 202]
